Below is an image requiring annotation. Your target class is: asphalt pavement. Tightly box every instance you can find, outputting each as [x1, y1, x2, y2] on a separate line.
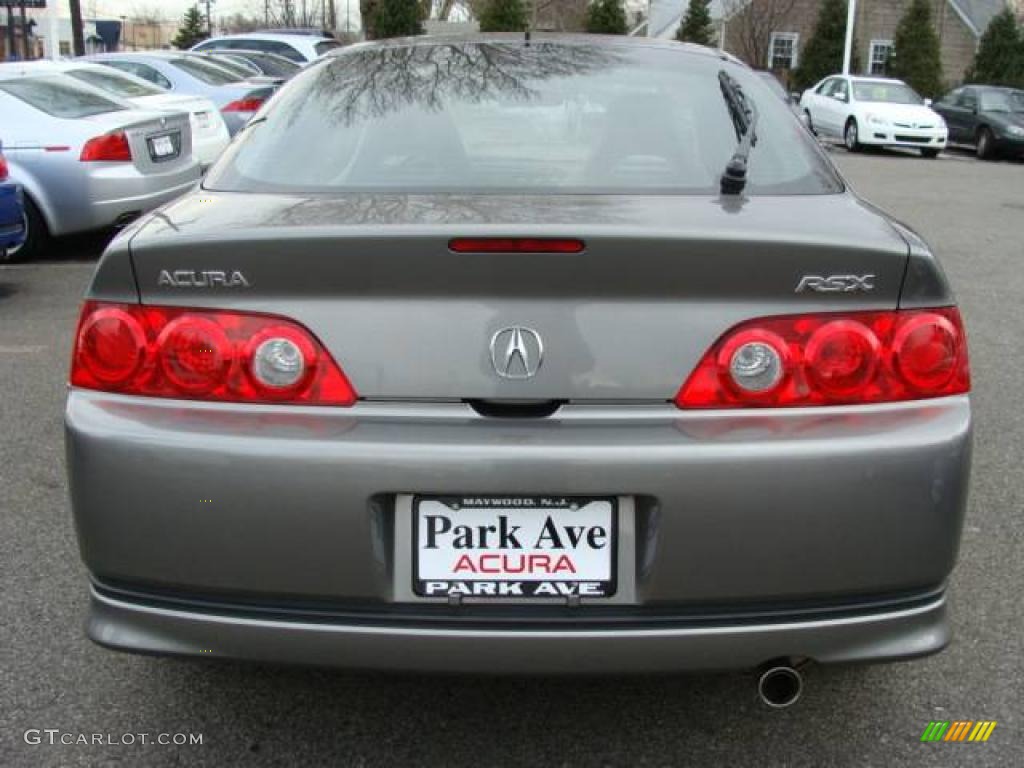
[1, 148, 1021, 767]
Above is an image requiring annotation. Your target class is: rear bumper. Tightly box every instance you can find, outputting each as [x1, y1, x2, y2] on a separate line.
[67, 393, 971, 670]
[48, 163, 200, 237]
[87, 584, 950, 673]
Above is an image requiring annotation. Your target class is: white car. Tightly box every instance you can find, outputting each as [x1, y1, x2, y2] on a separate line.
[800, 75, 948, 158]
[192, 32, 341, 64]
[6, 60, 229, 168]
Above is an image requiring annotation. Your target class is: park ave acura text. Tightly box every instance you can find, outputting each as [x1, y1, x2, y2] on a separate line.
[65, 35, 971, 707]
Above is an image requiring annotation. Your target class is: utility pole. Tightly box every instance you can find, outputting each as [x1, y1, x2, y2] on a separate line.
[203, 0, 215, 36]
[842, 0, 857, 74]
[69, 0, 85, 55]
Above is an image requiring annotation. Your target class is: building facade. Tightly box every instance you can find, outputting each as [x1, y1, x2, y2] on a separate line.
[649, 0, 1008, 87]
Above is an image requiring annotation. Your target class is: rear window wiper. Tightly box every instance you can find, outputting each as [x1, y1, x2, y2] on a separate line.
[718, 70, 759, 195]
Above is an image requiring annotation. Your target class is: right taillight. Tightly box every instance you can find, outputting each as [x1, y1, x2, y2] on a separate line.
[675, 308, 969, 408]
[70, 302, 357, 406]
[0, 153, 8, 181]
[80, 131, 132, 162]
[222, 97, 265, 113]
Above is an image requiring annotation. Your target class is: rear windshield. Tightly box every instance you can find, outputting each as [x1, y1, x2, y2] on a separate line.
[244, 53, 301, 77]
[207, 41, 841, 196]
[0, 75, 126, 118]
[314, 40, 341, 56]
[853, 81, 923, 104]
[205, 55, 259, 78]
[170, 56, 241, 85]
[68, 67, 164, 98]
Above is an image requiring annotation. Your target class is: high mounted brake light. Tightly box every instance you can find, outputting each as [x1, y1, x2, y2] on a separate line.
[448, 238, 585, 254]
[70, 302, 357, 405]
[675, 308, 969, 408]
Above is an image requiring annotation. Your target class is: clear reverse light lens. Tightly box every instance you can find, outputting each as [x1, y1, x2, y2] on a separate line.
[729, 342, 783, 392]
[253, 337, 305, 388]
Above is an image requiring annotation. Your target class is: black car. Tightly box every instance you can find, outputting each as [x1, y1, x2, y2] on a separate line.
[932, 85, 1024, 160]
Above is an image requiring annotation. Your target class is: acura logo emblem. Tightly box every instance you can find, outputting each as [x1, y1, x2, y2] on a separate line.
[490, 327, 543, 379]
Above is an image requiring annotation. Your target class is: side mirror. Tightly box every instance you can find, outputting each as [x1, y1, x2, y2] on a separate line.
[924, 98, 933, 107]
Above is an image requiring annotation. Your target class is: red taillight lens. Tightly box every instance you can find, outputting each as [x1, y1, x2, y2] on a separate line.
[0, 153, 8, 181]
[76, 307, 147, 385]
[675, 308, 969, 408]
[80, 131, 132, 162]
[222, 97, 265, 113]
[448, 238, 585, 254]
[70, 302, 357, 406]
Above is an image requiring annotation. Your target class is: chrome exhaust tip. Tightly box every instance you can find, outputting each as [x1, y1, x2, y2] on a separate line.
[757, 665, 803, 709]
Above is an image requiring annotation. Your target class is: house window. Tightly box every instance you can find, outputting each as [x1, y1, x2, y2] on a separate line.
[869, 40, 893, 76]
[769, 32, 799, 70]
[59, 41, 71, 56]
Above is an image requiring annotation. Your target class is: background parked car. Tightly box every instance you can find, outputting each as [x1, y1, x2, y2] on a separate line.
[800, 75, 947, 158]
[0, 69, 199, 261]
[0, 144, 26, 260]
[197, 50, 301, 81]
[11, 60, 228, 169]
[83, 52, 277, 136]
[192, 31, 341, 63]
[932, 85, 1024, 160]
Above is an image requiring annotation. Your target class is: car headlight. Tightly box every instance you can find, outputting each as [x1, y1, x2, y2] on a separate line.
[1006, 125, 1024, 137]
[866, 114, 888, 125]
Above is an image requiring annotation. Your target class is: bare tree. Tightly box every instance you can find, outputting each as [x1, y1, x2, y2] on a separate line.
[722, 0, 798, 68]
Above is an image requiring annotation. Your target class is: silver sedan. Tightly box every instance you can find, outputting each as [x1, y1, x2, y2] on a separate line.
[82, 51, 278, 136]
[0, 69, 199, 260]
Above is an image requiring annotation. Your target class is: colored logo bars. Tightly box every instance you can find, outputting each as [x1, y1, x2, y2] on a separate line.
[921, 721, 997, 742]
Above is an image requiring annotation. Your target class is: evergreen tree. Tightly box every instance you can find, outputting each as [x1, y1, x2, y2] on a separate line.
[478, 0, 528, 32]
[968, 9, 1024, 87]
[793, 0, 852, 90]
[889, 0, 944, 98]
[675, 0, 714, 46]
[171, 6, 208, 50]
[585, 0, 628, 35]
[370, 0, 424, 38]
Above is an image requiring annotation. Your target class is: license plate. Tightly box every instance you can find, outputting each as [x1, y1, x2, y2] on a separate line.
[148, 134, 176, 160]
[413, 495, 617, 599]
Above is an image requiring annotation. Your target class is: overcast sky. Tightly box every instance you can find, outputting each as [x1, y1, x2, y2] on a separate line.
[55, 0, 362, 28]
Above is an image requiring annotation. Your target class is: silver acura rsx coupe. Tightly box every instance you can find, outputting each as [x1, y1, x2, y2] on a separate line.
[65, 35, 971, 702]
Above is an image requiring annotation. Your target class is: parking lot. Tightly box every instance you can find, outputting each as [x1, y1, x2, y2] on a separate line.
[1, 148, 1021, 767]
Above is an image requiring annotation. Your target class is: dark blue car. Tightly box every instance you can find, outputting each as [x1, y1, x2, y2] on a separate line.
[1, 146, 26, 259]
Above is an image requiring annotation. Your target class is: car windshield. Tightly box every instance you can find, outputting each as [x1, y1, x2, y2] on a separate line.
[0, 74, 126, 117]
[67, 67, 164, 98]
[207, 42, 841, 196]
[170, 56, 242, 85]
[853, 81, 923, 104]
[315, 40, 341, 56]
[979, 90, 1014, 112]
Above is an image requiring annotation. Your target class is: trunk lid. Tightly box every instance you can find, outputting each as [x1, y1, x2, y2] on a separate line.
[128, 192, 910, 402]
[104, 109, 193, 175]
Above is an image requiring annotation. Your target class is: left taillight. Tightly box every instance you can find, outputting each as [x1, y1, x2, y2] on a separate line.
[0, 153, 8, 181]
[70, 302, 357, 406]
[675, 308, 970, 408]
[79, 131, 132, 162]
